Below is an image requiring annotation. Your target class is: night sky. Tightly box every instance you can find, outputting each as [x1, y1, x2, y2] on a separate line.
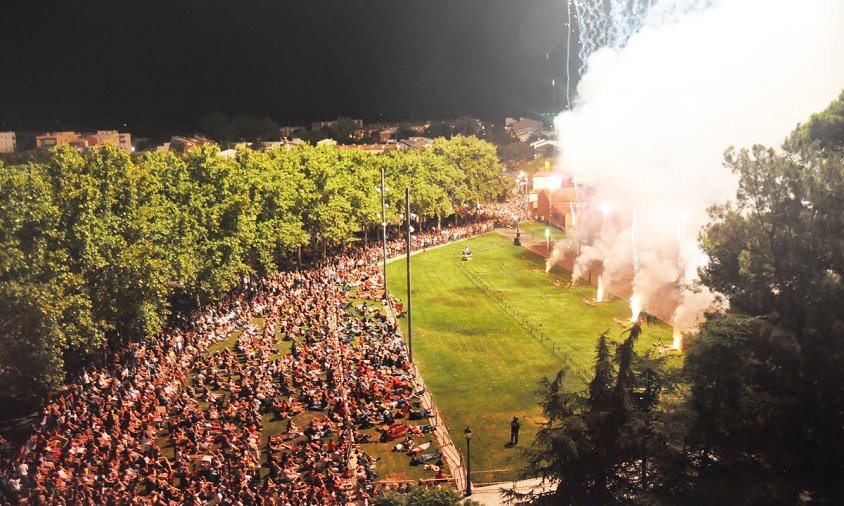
[0, 0, 573, 132]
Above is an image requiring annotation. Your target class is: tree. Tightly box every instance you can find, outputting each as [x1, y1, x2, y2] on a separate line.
[424, 121, 453, 139]
[697, 128, 844, 496]
[0, 162, 100, 398]
[333, 117, 360, 143]
[803, 89, 844, 150]
[453, 116, 480, 136]
[297, 145, 359, 251]
[517, 326, 680, 505]
[395, 123, 417, 141]
[228, 114, 264, 143]
[484, 122, 516, 146]
[374, 487, 480, 506]
[588, 333, 615, 412]
[678, 314, 802, 503]
[0, 136, 514, 401]
[497, 142, 534, 162]
[199, 111, 230, 143]
[46, 145, 179, 345]
[236, 148, 308, 273]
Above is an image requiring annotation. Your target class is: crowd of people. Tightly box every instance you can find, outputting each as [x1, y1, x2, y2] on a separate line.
[0, 211, 514, 505]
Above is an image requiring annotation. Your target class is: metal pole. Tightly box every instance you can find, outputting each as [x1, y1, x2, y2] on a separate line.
[465, 437, 472, 496]
[381, 164, 388, 300]
[405, 187, 413, 363]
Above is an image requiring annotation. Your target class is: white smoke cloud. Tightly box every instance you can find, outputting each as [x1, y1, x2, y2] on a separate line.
[558, 0, 844, 336]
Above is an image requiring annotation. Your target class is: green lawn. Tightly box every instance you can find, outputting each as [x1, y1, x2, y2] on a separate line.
[518, 221, 567, 241]
[387, 232, 676, 483]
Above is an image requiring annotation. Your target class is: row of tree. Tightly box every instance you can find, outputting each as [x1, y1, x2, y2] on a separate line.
[196, 111, 531, 149]
[0, 136, 508, 402]
[524, 92, 844, 503]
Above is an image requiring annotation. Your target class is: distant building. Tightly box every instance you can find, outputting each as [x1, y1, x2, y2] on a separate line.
[0, 132, 16, 153]
[36, 130, 132, 152]
[119, 133, 132, 152]
[508, 117, 544, 142]
[36, 131, 81, 149]
[531, 186, 579, 230]
[311, 118, 364, 130]
[531, 170, 567, 192]
[398, 137, 435, 151]
[377, 128, 397, 143]
[530, 139, 559, 159]
[160, 135, 214, 153]
[90, 130, 120, 146]
[283, 138, 305, 150]
[262, 140, 285, 150]
[279, 126, 305, 138]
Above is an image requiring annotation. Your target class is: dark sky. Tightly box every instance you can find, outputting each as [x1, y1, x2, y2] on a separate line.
[0, 0, 574, 132]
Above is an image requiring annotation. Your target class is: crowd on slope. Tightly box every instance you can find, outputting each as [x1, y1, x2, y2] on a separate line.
[0, 208, 519, 505]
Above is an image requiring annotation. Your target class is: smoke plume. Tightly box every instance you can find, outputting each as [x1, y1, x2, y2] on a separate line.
[556, 0, 844, 337]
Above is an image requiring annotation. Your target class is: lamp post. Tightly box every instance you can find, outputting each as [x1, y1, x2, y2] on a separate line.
[405, 187, 413, 363]
[464, 426, 473, 496]
[380, 164, 388, 300]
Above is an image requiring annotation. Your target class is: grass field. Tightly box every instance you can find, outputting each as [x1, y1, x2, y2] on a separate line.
[517, 221, 567, 241]
[386, 231, 676, 483]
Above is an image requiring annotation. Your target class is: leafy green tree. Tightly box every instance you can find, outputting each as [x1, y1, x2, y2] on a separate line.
[236, 148, 308, 273]
[297, 145, 359, 251]
[149, 145, 255, 301]
[374, 486, 480, 506]
[697, 125, 844, 497]
[430, 136, 507, 207]
[803, 89, 844, 150]
[0, 135, 514, 400]
[46, 146, 178, 343]
[0, 162, 100, 397]
[518, 327, 679, 505]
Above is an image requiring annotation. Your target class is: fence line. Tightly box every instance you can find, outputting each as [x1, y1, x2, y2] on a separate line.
[383, 303, 466, 494]
[455, 254, 591, 382]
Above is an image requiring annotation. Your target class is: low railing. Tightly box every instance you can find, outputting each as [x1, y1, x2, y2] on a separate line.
[454, 252, 592, 382]
[383, 303, 467, 494]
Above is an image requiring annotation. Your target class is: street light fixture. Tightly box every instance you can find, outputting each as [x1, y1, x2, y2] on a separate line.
[464, 426, 473, 497]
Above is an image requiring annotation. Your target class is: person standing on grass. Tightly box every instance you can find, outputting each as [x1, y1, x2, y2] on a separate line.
[510, 416, 521, 445]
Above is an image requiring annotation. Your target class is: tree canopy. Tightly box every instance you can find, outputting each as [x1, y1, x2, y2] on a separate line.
[0, 137, 508, 400]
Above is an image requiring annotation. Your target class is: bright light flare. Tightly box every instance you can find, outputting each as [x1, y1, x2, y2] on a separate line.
[629, 294, 642, 323]
[672, 329, 682, 350]
[596, 275, 604, 303]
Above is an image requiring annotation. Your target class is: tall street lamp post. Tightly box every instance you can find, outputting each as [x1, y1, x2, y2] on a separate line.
[464, 426, 473, 496]
[405, 187, 413, 363]
[380, 165, 388, 300]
